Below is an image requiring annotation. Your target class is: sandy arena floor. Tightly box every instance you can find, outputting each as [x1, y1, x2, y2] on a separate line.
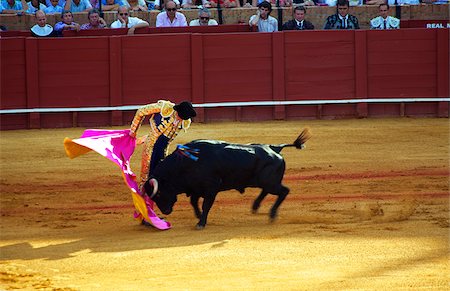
[0, 118, 449, 290]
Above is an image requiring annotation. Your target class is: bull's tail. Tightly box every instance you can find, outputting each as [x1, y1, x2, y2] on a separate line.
[270, 128, 312, 153]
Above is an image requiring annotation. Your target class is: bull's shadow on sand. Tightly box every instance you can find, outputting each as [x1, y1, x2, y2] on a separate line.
[0, 220, 269, 261]
[0, 196, 445, 262]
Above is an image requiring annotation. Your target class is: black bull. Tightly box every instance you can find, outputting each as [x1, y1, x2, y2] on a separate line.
[144, 129, 311, 229]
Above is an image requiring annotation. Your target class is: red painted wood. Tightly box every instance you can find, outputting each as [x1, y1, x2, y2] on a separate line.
[355, 30, 368, 117]
[0, 29, 448, 130]
[25, 38, 40, 128]
[272, 31, 285, 120]
[109, 36, 123, 125]
[190, 34, 205, 122]
[121, 34, 192, 104]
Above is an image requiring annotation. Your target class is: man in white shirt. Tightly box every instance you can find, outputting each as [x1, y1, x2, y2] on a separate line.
[249, 1, 278, 32]
[155, 0, 187, 27]
[189, 7, 218, 26]
[110, 6, 149, 34]
[370, 4, 400, 29]
[154, 0, 180, 10]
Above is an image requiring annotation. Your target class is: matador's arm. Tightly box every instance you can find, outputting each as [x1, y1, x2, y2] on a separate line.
[129, 102, 162, 137]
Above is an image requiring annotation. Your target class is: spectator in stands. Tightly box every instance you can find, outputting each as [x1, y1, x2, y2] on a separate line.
[181, 0, 208, 8]
[208, 0, 238, 8]
[282, 6, 314, 30]
[1, 0, 24, 14]
[249, 1, 278, 32]
[110, 6, 149, 34]
[122, 0, 146, 11]
[100, 0, 122, 10]
[155, 1, 187, 27]
[269, 0, 292, 7]
[80, 8, 107, 29]
[21, 0, 47, 14]
[189, 7, 218, 26]
[386, 0, 419, 4]
[154, 0, 180, 10]
[323, 0, 359, 29]
[45, 0, 63, 7]
[64, 0, 93, 12]
[44, 0, 63, 13]
[54, 10, 81, 35]
[323, 0, 361, 5]
[30, 9, 56, 36]
[291, 0, 315, 5]
[370, 4, 399, 29]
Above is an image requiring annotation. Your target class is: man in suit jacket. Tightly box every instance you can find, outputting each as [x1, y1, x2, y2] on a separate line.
[282, 6, 314, 30]
[324, 0, 359, 30]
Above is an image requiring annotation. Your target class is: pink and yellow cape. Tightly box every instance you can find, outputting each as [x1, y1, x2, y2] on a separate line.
[63, 129, 171, 230]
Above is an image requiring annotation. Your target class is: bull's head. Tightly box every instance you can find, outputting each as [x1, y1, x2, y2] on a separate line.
[143, 178, 177, 215]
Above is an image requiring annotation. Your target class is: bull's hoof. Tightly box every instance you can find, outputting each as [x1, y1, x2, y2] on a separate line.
[269, 211, 278, 222]
[196, 224, 205, 230]
[252, 203, 260, 214]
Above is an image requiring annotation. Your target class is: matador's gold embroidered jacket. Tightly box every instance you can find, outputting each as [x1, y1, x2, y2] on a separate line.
[130, 100, 192, 187]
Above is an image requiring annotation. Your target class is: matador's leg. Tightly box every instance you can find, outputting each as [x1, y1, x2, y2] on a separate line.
[139, 135, 154, 191]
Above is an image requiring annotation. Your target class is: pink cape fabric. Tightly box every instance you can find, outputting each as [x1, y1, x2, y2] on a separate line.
[64, 129, 171, 230]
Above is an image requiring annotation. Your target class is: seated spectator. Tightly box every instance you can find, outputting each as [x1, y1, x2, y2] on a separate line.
[181, 0, 208, 8]
[323, 0, 359, 29]
[45, 0, 64, 6]
[122, 0, 146, 11]
[370, 3, 399, 29]
[21, 0, 47, 14]
[30, 9, 56, 36]
[292, 0, 315, 5]
[282, 6, 314, 30]
[269, 0, 291, 7]
[54, 10, 80, 35]
[110, 6, 149, 34]
[44, 0, 63, 13]
[80, 8, 107, 29]
[100, 0, 122, 10]
[386, 0, 420, 4]
[323, 0, 360, 6]
[189, 7, 218, 26]
[64, 0, 93, 12]
[89, 0, 98, 8]
[249, 1, 278, 32]
[1, 0, 24, 13]
[208, 0, 238, 7]
[155, 1, 187, 27]
[154, 0, 180, 10]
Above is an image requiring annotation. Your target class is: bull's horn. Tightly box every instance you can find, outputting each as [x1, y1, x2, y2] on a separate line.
[149, 178, 158, 199]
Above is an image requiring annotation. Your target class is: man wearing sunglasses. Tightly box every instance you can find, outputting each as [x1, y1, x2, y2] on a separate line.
[110, 5, 149, 34]
[155, 0, 187, 27]
[189, 7, 218, 26]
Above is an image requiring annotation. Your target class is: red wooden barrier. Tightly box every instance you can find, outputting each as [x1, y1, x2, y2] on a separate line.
[1, 28, 448, 130]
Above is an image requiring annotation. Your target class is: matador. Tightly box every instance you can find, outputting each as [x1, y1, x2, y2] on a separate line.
[129, 100, 197, 191]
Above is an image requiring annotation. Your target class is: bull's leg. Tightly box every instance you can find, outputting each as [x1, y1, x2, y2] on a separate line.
[190, 195, 202, 219]
[269, 185, 290, 221]
[252, 190, 269, 214]
[196, 194, 217, 230]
